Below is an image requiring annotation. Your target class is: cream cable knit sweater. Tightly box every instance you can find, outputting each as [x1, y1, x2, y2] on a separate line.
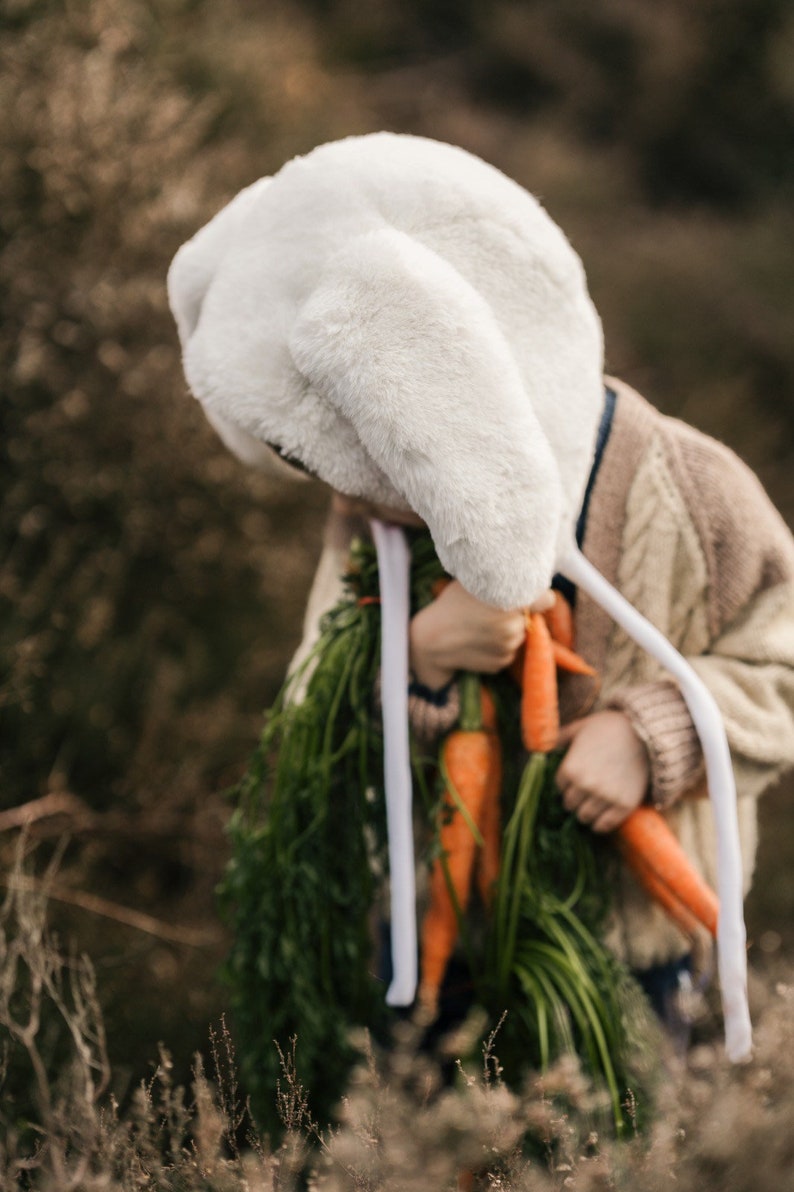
[290, 379, 794, 970]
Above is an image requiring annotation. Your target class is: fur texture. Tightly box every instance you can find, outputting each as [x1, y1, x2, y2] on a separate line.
[168, 133, 604, 607]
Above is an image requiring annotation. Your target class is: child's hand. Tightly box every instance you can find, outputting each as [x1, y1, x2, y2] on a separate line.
[555, 710, 650, 834]
[409, 580, 533, 690]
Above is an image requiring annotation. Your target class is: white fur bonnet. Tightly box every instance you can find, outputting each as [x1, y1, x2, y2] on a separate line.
[168, 132, 604, 610]
[168, 133, 752, 1062]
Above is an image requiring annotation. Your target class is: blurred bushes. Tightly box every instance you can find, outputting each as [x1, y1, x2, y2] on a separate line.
[309, 0, 794, 209]
[0, 0, 339, 1081]
[3, 849, 794, 1189]
[0, 0, 328, 813]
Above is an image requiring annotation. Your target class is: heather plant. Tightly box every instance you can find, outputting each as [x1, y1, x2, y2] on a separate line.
[4, 843, 794, 1192]
[1, 0, 323, 810]
[1, 0, 333, 1073]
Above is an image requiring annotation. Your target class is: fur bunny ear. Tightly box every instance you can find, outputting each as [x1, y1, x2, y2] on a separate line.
[290, 227, 564, 609]
[168, 176, 314, 481]
[167, 176, 273, 348]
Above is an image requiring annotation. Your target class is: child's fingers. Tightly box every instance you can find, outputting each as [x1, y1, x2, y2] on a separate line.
[410, 581, 526, 686]
[576, 797, 608, 827]
[559, 782, 594, 819]
[560, 786, 631, 834]
[591, 804, 633, 834]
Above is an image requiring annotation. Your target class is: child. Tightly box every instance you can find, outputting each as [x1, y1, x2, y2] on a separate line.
[168, 134, 794, 1093]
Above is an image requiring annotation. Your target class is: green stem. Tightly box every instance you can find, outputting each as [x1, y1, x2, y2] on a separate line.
[458, 671, 483, 732]
[495, 752, 546, 993]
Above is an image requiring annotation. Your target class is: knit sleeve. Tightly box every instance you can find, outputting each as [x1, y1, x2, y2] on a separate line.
[606, 680, 704, 807]
[608, 579, 794, 807]
[373, 669, 460, 745]
[609, 426, 794, 808]
[286, 506, 358, 700]
[408, 676, 460, 744]
[688, 580, 794, 802]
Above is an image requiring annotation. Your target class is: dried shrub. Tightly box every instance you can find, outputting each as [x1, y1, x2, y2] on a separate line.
[0, 0, 333, 1097]
[0, 0, 333, 815]
[3, 845, 794, 1191]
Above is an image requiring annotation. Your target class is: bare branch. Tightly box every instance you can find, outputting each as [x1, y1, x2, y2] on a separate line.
[0, 874, 222, 948]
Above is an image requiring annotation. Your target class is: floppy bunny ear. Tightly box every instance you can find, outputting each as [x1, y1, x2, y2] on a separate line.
[169, 176, 312, 482]
[168, 176, 273, 349]
[290, 227, 564, 609]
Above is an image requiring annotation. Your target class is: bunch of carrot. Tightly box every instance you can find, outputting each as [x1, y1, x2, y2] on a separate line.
[418, 593, 598, 1015]
[418, 588, 719, 1022]
[417, 672, 501, 1015]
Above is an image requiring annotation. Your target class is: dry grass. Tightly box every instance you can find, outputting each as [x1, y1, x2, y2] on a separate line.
[2, 846, 793, 1191]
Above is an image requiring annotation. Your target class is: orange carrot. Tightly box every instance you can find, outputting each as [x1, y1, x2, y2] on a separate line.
[521, 611, 559, 753]
[544, 589, 575, 649]
[419, 674, 496, 1013]
[510, 637, 595, 683]
[617, 806, 719, 937]
[474, 742, 502, 910]
[552, 640, 597, 677]
[620, 846, 703, 938]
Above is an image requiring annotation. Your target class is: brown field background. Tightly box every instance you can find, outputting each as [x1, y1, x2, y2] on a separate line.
[2, 0, 793, 1114]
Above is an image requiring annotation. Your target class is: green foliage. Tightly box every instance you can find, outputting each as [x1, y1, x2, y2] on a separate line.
[484, 751, 656, 1132]
[218, 539, 390, 1133]
[219, 531, 453, 1133]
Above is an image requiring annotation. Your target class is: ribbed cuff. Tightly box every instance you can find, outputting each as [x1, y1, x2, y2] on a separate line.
[408, 676, 455, 706]
[374, 669, 461, 744]
[607, 680, 704, 808]
[408, 677, 460, 743]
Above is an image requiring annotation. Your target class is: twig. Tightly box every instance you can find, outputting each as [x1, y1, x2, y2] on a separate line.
[0, 792, 95, 834]
[0, 792, 225, 850]
[0, 873, 223, 948]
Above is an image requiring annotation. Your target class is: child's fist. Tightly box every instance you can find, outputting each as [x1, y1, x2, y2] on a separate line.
[409, 581, 528, 690]
[555, 710, 651, 833]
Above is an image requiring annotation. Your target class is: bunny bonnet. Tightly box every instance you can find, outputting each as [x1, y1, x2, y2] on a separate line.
[168, 132, 604, 610]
